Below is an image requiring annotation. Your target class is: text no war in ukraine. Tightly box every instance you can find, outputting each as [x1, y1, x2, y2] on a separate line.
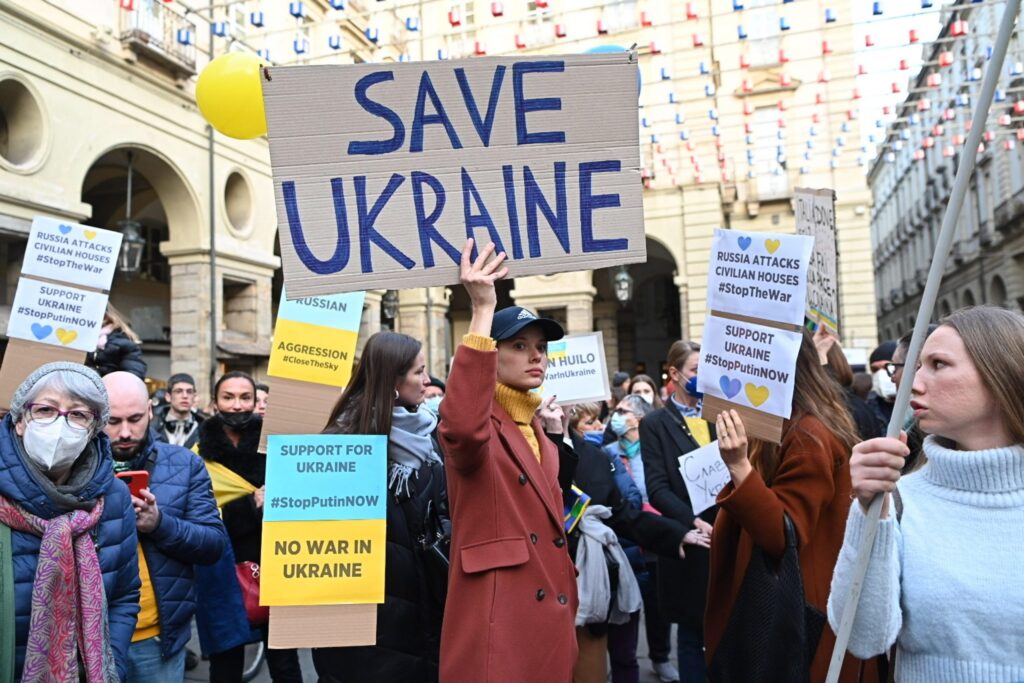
[263, 54, 645, 297]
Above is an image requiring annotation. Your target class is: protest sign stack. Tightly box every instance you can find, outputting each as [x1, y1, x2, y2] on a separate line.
[260, 434, 387, 647]
[259, 289, 369, 646]
[794, 187, 840, 334]
[697, 228, 813, 443]
[0, 217, 123, 406]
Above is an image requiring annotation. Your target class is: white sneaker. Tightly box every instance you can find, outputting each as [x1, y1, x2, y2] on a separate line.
[652, 660, 680, 683]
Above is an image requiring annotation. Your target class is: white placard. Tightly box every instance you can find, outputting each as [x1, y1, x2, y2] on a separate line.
[677, 441, 729, 515]
[6, 279, 109, 352]
[21, 217, 123, 291]
[263, 55, 644, 298]
[539, 331, 611, 405]
[697, 315, 802, 419]
[705, 228, 813, 327]
[794, 188, 839, 333]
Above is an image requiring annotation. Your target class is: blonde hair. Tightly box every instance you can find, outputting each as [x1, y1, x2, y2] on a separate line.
[569, 402, 602, 434]
[941, 306, 1024, 444]
[103, 303, 141, 344]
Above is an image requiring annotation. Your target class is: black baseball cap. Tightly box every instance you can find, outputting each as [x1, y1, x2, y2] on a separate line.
[490, 306, 565, 342]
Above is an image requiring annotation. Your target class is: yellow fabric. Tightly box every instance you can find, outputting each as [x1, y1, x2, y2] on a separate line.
[202, 459, 258, 509]
[132, 546, 160, 642]
[462, 333, 497, 351]
[685, 417, 713, 447]
[495, 383, 544, 462]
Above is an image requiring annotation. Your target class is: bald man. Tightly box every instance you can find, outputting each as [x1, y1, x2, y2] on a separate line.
[103, 371, 227, 682]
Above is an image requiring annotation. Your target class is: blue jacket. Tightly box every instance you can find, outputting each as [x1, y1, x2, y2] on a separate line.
[0, 415, 140, 681]
[133, 432, 227, 659]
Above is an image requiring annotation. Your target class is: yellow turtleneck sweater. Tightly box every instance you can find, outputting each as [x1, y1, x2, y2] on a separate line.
[463, 333, 544, 463]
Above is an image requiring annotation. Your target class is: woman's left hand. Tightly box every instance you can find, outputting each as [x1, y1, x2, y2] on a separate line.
[538, 395, 565, 434]
[716, 409, 748, 466]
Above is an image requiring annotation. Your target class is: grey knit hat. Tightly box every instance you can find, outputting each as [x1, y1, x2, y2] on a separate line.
[9, 361, 110, 426]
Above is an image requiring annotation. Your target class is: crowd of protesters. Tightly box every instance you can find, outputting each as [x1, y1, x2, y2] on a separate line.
[0, 240, 1021, 683]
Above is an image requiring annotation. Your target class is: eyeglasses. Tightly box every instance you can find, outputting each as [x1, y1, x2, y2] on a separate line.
[24, 403, 97, 431]
[884, 362, 905, 379]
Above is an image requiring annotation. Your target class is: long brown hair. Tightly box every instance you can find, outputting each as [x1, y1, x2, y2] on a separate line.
[104, 303, 141, 343]
[630, 373, 664, 408]
[941, 306, 1024, 444]
[750, 328, 860, 485]
[323, 331, 422, 436]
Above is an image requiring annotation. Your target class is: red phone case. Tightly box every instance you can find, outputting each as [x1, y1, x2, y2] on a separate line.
[116, 470, 149, 498]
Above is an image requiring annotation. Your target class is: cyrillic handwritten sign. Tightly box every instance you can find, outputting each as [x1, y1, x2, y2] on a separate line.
[794, 187, 839, 333]
[263, 54, 644, 297]
[677, 441, 730, 516]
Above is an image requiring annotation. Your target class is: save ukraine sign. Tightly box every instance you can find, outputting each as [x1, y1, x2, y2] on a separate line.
[262, 53, 645, 298]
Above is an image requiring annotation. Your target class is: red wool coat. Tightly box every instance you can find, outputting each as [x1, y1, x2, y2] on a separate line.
[438, 340, 578, 683]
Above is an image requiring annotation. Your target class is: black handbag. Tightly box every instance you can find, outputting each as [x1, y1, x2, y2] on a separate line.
[708, 513, 826, 683]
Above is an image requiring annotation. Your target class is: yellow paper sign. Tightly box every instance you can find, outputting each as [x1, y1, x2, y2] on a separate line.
[267, 318, 358, 387]
[260, 519, 386, 606]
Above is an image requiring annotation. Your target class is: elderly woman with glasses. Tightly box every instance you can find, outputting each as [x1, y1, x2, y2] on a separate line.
[0, 362, 140, 682]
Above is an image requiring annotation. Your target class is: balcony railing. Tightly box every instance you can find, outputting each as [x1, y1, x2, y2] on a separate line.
[119, 0, 196, 75]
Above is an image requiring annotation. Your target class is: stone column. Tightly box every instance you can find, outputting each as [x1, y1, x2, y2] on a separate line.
[593, 301, 620, 373]
[396, 287, 451, 378]
[674, 275, 691, 341]
[357, 290, 384, 360]
[168, 258, 214, 401]
[564, 295, 595, 334]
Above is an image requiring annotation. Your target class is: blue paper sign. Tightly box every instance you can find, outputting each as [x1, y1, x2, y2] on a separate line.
[277, 288, 365, 331]
[264, 434, 387, 522]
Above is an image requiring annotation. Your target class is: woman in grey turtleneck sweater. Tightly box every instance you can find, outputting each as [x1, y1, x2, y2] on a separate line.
[828, 306, 1024, 682]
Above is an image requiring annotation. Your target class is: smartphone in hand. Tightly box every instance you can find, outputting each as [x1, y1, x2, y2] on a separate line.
[116, 470, 150, 498]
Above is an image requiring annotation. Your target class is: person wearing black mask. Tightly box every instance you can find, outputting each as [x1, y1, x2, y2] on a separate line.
[197, 371, 304, 683]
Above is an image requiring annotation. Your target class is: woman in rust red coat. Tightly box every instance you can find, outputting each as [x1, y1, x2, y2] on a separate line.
[705, 331, 869, 682]
[438, 240, 579, 682]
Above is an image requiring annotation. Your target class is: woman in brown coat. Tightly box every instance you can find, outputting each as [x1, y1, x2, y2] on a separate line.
[705, 330, 866, 682]
[438, 240, 578, 682]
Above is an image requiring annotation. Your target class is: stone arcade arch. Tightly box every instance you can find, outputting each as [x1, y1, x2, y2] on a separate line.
[80, 145, 200, 386]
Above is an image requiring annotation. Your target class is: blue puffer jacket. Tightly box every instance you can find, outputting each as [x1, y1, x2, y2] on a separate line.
[0, 415, 140, 681]
[133, 432, 227, 659]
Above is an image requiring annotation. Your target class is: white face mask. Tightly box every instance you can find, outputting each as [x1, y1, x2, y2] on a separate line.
[872, 369, 897, 401]
[422, 396, 443, 415]
[22, 418, 91, 474]
[637, 393, 655, 405]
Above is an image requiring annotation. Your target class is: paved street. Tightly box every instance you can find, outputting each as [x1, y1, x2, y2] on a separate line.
[186, 619, 681, 682]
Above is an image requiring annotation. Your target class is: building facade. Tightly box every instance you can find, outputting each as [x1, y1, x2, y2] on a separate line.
[870, 0, 1024, 342]
[1, 0, 877, 398]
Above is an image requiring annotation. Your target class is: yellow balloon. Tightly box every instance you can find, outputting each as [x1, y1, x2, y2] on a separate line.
[196, 52, 268, 139]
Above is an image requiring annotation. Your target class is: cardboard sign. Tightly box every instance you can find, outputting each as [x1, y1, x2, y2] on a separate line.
[794, 188, 839, 333]
[7, 279, 109, 352]
[20, 217, 123, 290]
[697, 315, 802, 420]
[264, 434, 387, 523]
[677, 441, 729, 515]
[261, 434, 387, 607]
[267, 290, 364, 387]
[539, 331, 611, 405]
[261, 519, 386, 606]
[706, 228, 813, 327]
[263, 54, 644, 298]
